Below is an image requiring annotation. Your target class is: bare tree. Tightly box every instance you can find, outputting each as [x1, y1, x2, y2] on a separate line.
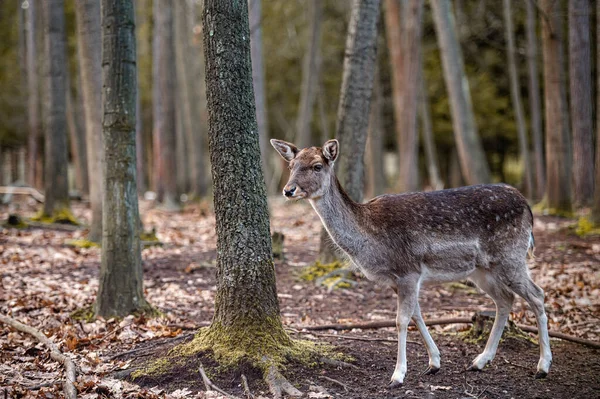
[526, 0, 545, 199]
[318, 0, 381, 263]
[75, 0, 103, 242]
[40, 0, 71, 220]
[593, 0, 600, 225]
[541, 0, 572, 213]
[430, 0, 490, 185]
[365, 69, 385, 198]
[96, 0, 151, 318]
[152, 0, 179, 209]
[65, 83, 88, 195]
[25, 0, 42, 189]
[296, 0, 323, 150]
[503, 0, 533, 198]
[419, 73, 442, 190]
[569, 0, 594, 206]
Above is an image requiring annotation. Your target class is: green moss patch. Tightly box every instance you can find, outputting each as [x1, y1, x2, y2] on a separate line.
[31, 208, 80, 225]
[66, 239, 100, 249]
[70, 305, 96, 322]
[299, 261, 355, 290]
[574, 217, 600, 237]
[4, 214, 28, 229]
[459, 312, 536, 346]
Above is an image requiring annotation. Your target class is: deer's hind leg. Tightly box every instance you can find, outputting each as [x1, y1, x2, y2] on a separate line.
[467, 268, 515, 371]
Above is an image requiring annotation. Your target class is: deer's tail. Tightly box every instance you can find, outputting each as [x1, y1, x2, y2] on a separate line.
[527, 231, 536, 259]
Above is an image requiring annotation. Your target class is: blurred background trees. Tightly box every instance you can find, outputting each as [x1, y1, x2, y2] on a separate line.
[0, 0, 599, 224]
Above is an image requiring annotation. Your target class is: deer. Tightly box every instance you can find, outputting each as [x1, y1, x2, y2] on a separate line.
[271, 138, 552, 388]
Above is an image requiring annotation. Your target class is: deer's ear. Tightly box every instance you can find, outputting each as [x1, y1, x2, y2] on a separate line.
[270, 139, 299, 162]
[322, 139, 339, 163]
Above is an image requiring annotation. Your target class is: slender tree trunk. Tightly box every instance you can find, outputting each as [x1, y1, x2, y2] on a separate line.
[526, 0, 545, 200]
[296, 0, 323, 150]
[25, 1, 41, 189]
[41, 0, 70, 218]
[96, 0, 150, 318]
[365, 69, 385, 199]
[503, 0, 533, 198]
[397, 0, 422, 192]
[448, 148, 463, 188]
[75, 0, 103, 242]
[319, 0, 381, 263]
[419, 72, 442, 190]
[430, 0, 490, 185]
[249, 0, 273, 194]
[569, 0, 594, 206]
[136, 66, 146, 195]
[153, 0, 179, 209]
[66, 84, 88, 195]
[541, 0, 572, 213]
[592, 0, 600, 224]
[135, 0, 149, 195]
[201, 0, 289, 353]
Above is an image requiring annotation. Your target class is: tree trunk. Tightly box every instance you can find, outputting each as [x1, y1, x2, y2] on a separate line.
[249, 0, 274, 194]
[319, 0, 381, 263]
[397, 0, 422, 192]
[419, 72, 442, 190]
[152, 0, 179, 209]
[41, 0, 70, 218]
[201, 0, 289, 351]
[96, 0, 150, 318]
[175, 96, 190, 194]
[503, 0, 533, 198]
[295, 0, 323, 150]
[541, 0, 572, 214]
[135, 0, 150, 195]
[365, 69, 385, 198]
[569, 0, 594, 207]
[430, 0, 490, 185]
[592, 0, 600, 224]
[75, 0, 103, 242]
[526, 0, 545, 199]
[26, 0, 42, 189]
[65, 84, 88, 195]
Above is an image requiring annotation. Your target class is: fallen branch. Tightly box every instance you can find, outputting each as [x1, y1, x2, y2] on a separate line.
[199, 363, 240, 399]
[26, 219, 82, 231]
[296, 317, 600, 349]
[0, 313, 77, 399]
[320, 375, 349, 392]
[108, 332, 194, 360]
[298, 330, 420, 345]
[0, 186, 44, 203]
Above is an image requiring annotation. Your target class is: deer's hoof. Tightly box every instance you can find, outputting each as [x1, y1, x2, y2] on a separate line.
[423, 366, 440, 375]
[467, 364, 483, 372]
[388, 380, 403, 389]
[534, 370, 548, 379]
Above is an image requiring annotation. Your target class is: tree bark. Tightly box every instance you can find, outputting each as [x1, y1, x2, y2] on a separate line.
[319, 0, 381, 263]
[503, 0, 533, 198]
[526, 0, 545, 199]
[365, 69, 385, 199]
[75, 0, 103, 242]
[249, 0, 273, 194]
[397, 0, 422, 192]
[96, 0, 150, 318]
[296, 0, 323, 150]
[174, 0, 191, 195]
[541, 0, 572, 213]
[41, 0, 70, 217]
[65, 83, 88, 195]
[569, 0, 594, 207]
[25, 0, 42, 189]
[593, 0, 600, 224]
[430, 0, 490, 185]
[152, 0, 179, 209]
[419, 72, 442, 190]
[202, 0, 287, 346]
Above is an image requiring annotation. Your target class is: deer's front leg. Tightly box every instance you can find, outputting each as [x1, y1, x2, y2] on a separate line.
[412, 301, 440, 374]
[390, 278, 419, 388]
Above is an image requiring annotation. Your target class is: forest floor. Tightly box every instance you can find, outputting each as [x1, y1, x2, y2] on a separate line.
[1, 197, 599, 399]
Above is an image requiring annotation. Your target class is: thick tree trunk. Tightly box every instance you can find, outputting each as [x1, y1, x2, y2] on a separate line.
[365, 70, 385, 199]
[503, 0, 533, 198]
[202, 0, 288, 346]
[66, 84, 88, 195]
[249, 0, 273, 194]
[569, 0, 594, 207]
[430, 0, 490, 185]
[419, 73, 442, 190]
[397, 0, 422, 192]
[26, 1, 42, 189]
[526, 0, 545, 199]
[319, 0, 381, 262]
[96, 0, 150, 318]
[593, 0, 600, 224]
[75, 0, 103, 242]
[295, 0, 323, 150]
[153, 0, 179, 209]
[41, 0, 70, 217]
[541, 0, 572, 214]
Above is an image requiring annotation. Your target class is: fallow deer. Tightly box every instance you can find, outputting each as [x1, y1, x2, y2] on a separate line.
[271, 138, 552, 387]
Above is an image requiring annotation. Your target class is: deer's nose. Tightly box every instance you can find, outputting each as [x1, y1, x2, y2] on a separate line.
[283, 185, 296, 197]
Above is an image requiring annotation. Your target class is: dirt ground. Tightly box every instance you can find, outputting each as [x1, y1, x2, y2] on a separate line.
[1, 197, 599, 398]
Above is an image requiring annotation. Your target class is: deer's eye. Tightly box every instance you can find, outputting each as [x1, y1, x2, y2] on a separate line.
[313, 164, 323, 172]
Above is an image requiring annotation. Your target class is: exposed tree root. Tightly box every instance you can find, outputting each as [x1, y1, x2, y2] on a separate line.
[320, 375, 349, 392]
[319, 357, 358, 369]
[199, 363, 240, 399]
[241, 374, 254, 399]
[265, 362, 303, 399]
[0, 313, 77, 399]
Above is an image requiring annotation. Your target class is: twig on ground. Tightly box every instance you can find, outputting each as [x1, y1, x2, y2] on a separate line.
[0, 313, 77, 399]
[107, 332, 194, 361]
[319, 357, 359, 369]
[24, 380, 59, 390]
[265, 363, 303, 399]
[26, 220, 82, 231]
[198, 363, 241, 399]
[298, 330, 420, 345]
[320, 375, 349, 392]
[241, 374, 254, 399]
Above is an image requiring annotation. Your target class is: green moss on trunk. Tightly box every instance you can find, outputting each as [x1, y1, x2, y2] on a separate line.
[31, 207, 79, 225]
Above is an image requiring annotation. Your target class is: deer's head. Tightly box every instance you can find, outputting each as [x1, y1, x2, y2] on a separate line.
[270, 139, 339, 200]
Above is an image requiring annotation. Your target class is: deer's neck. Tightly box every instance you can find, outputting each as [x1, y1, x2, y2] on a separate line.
[309, 175, 366, 258]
